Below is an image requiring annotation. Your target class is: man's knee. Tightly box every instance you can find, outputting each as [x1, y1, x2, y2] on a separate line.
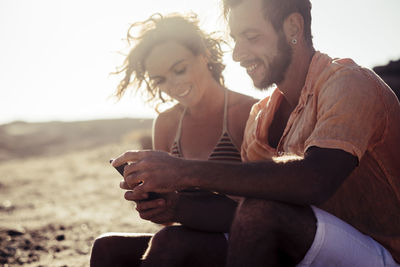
[91, 233, 152, 267]
[143, 226, 193, 264]
[90, 234, 114, 266]
[230, 200, 317, 264]
[150, 226, 191, 251]
[233, 199, 315, 234]
[234, 199, 284, 230]
[92, 234, 112, 255]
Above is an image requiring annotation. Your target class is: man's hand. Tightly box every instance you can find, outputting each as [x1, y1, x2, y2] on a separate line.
[112, 150, 191, 196]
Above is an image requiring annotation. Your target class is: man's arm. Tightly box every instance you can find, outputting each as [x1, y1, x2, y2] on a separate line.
[114, 146, 358, 206]
[190, 146, 358, 205]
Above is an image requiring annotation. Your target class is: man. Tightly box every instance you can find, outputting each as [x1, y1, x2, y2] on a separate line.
[113, 0, 400, 265]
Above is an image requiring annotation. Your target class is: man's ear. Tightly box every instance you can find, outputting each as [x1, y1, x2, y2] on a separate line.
[283, 12, 304, 44]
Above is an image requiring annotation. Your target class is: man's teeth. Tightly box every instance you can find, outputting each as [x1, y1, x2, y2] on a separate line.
[178, 88, 191, 97]
[247, 64, 257, 72]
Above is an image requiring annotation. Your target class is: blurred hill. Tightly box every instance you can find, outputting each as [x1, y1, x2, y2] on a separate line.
[0, 118, 153, 162]
[373, 59, 400, 100]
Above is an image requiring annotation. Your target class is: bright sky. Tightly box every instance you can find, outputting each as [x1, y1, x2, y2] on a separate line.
[1, 0, 399, 125]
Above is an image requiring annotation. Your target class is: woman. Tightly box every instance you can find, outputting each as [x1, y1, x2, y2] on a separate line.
[90, 13, 257, 267]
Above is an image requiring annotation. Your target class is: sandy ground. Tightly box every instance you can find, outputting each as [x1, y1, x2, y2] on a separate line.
[0, 121, 161, 266]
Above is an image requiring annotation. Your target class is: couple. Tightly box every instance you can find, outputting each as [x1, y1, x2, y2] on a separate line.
[92, 0, 400, 266]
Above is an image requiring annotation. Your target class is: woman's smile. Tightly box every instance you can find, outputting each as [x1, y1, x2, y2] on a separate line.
[176, 86, 192, 98]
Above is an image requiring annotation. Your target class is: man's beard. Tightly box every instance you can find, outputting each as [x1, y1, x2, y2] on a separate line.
[258, 31, 293, 90]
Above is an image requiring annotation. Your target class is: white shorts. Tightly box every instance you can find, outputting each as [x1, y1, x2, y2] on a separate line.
[297, 206, 399, 267]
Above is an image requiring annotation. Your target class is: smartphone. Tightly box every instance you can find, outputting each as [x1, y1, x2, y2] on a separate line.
[109, 159, 161, 200]
[110, 160, 128, 176]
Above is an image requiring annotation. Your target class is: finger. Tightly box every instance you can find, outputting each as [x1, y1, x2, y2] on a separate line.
[125, 172, 144, 189]
[124, 190, 152, 201]
[131, 184, 149, 198]
[120, 180, 143, 190]
[138, 208, 166, 221]
[111, 150, 152, 168]
[120, 180, 130, 190]
[123, 163, 142, 180]
[135, 198, 166, 212]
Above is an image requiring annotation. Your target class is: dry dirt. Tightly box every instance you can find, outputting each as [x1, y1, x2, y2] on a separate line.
[0, 119, 161, 266]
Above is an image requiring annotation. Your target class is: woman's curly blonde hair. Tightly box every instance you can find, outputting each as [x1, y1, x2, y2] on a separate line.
[114, 13, 226, 112]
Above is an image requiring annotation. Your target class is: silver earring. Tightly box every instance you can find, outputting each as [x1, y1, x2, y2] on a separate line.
[291, 38, 297, 45]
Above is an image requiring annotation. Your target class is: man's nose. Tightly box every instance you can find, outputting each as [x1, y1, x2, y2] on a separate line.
[232, 42, 247, 62]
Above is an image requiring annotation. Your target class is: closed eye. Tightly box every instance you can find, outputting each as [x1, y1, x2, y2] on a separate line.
[246, 34, 260, 42]
[241, 29, 261, 43]
[174, 66, 187, 75]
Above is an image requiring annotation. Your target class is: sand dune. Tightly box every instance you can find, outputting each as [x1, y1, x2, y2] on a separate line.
[0, 118, 161, 266]
[0, 118, 153, 161]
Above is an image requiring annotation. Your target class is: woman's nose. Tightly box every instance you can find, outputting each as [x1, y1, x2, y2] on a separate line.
[159, 79, 175, 95]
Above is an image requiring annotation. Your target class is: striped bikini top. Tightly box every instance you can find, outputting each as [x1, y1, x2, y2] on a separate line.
[170, 90, 242, 162]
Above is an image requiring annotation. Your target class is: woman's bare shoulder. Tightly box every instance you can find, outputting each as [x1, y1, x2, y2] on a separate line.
[154, 104, 183, 126]
[153, 104, 183, 150]
[228, 90, 258, 113]
[226, 90, 258, 147]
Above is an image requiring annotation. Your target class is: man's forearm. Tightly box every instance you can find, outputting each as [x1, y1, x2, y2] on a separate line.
[182, 148, 357, 205]
[185, 159, 318, 204]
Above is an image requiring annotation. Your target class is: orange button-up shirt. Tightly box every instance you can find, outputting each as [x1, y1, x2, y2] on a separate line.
[241, 51, 400, 262]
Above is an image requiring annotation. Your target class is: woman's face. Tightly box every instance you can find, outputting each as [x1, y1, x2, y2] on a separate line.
[144, 41, 211, 107]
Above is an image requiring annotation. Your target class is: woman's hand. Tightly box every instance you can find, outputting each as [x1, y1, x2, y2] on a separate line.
[123, 189, 179, 225]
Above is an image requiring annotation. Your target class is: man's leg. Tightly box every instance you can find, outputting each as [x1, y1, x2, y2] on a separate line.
[90, 233, 152, 267]
[297, 206, 400, 267]
[227, 199, 316, 267]
[142, 225, 228, 267]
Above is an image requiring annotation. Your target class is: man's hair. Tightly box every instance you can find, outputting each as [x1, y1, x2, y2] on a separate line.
[223, 0, 313, 47]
